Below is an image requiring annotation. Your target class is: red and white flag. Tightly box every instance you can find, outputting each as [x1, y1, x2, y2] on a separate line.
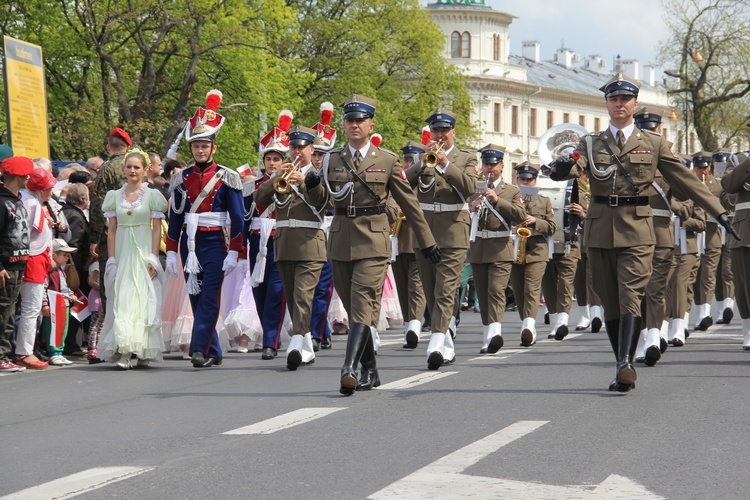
[47, 290, 69, 350]
[70, 290, 90, 322]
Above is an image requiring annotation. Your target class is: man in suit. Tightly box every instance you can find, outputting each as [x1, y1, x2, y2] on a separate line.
[550, 73, 735, 392]
[467, 145, 526, 353]
[404, 108, 477, 370]
[510, 163, 555, 346]
[256, 125, 328, 370]
[314, 95, 440, 394]
[721, 154, 750, 349]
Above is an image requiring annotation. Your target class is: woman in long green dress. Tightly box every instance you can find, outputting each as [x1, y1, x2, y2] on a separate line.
[99, 149, 168, 369]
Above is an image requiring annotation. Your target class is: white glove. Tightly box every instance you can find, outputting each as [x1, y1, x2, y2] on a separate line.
[222, 250, 239, 276]
[166, 251, 178, 276]
[104, 257, 117, 289]
[237, 258, 249, 277]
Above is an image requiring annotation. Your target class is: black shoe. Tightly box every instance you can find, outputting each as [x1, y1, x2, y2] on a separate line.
[684, 328, 690, 338]
[88, 357, 104, 365]
[696, 316, 713, 331]
[427, 351, 444, 370]
[449, 327, 456, 340]
[356, 368, 381, 391]
[615, 314, 640, 389]
[635, 357, 645, 363]
[554, 324, 569, 341]
[340, 367, 357, 395]
[312, 339, 321, 352]
[591, 317, 602, 333]
[403, 330, 419, 349]
[520, 329, 535, 347]
[191, 352, 206, 367]
[671, 337, 685, 347]
[544, 312, 550, 324]
[443, 355, 455, 366]
[287, 350, 302, 371]
[487, 335, 503, 354]
[720, 307, 734, 325]
[339, 322, 370, 395]
[608, 378, 635, 392]
[644, 345, 661, 366]
[321, 337, 332, 349]
[660, 337, 668, 353]
[261, 347, 277, 360]
[479, 347, 488, 354]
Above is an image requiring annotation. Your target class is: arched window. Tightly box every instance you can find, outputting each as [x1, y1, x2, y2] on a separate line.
[461, 31, 471, 58]
[451, 31, 461, 58]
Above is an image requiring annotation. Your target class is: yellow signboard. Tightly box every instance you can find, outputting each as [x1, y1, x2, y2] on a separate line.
[3, 36, 50, 158]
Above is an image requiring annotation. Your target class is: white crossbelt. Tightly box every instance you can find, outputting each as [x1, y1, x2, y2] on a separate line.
[276, 219, 324, 229]
[734, 202, 750, 211]
[419, 202, 468, 213]
[476, 230, 511, 239]
[651, 209, 672, 218]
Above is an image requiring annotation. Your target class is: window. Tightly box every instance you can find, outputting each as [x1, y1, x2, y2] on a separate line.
[511, 105, 519, 134]
[594, 117, 601, 131]
[547, 110, 554, 129]
[451, 31, 471, 58]
[563, 112, 570, 123]
[530, 108, 537, 137]
[579, 115, 586, 128]
[493, 34, 501, 61]
[493, 103, 501, 132]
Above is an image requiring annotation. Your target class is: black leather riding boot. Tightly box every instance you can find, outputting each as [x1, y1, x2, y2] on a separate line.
[616, 314, 641, 391]
[604, 319, 620, 358]
[356, 333, 380, 391]
[340, 322, 369, 395]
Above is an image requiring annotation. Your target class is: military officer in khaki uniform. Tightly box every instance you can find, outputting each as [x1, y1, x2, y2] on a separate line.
[255, 125, 328, 371]
[714, 150, 736, 324]
[509, 163, 555, 346]
[315, 95, 439, 395]
[404, 109, 477, 370]
[691, 152, 726, 330]
[550, 73, 734, 392]
[721, 154, 750, 349]
[467, 145, 526, 353]
[393, 141, 428, 349]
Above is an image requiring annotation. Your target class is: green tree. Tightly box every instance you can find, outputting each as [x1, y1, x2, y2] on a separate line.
[660, 0, 750, 152]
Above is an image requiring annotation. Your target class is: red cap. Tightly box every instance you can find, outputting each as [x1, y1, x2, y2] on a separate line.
[26, 168, 57, 191]
[0, 156, 34, 177]
[109, 127, 132, 147]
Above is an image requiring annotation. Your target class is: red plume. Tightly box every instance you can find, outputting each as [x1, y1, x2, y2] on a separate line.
[421, 126, 431, 146]
[320, 102, 334, 126]
[278, 109, 293, 133]
[370, 133, 382, 148]
[206, 89, 223, 111]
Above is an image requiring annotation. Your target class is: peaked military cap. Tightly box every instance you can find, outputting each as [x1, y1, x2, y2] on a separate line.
[712, 150, 731, 163]
[401, 141, 426, 155]
[680, 154, 693, 168]
[634, 107, 661, 130]
[479, 143, 506, 164]
[426, 108, 457, 129]
[600, 73, 640, 98]
[692, 151, 712, 168]
[343, 94, 377, 120]
[515, 161, 539, 179]
[288, 125, 317, 146]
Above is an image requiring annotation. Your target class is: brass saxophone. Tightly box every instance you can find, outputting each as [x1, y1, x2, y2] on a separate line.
[515, 226, 532, 264]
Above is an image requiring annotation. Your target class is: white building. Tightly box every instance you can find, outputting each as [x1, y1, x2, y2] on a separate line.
[426, 1, 685, 183]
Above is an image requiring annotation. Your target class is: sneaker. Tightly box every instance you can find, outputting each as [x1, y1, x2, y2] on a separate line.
[0, 360, 26, 372]
[48, 355, 73, 366]
[86, 347, 99, 360]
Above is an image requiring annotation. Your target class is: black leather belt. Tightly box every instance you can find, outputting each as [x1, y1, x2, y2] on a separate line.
[591, 195, 649, 207]
[334, 205, 387, 217]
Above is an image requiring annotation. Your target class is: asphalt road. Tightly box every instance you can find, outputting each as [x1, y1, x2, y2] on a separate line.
[1, 306, 749, 499]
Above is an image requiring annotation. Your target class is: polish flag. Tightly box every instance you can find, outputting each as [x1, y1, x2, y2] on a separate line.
[70, 290, 90, 321]
[47, 290, 69, 350]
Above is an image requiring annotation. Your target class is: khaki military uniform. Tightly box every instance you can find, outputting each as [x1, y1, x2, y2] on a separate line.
[88, 152, 127, 305]
[391, 214, 426, 324]
[542, 241, 580, 316]
[563, 128, 725, 320]
[325, 144, 435, 325]
[255, 165, 327, 336]
[721, 158, 750, 321]
[404, 146, 477, 335]
[510, 195, 555, 320]
[466, 180, 526, 325]
[693, 174, 724, 314]
[666, 200, 704, 323]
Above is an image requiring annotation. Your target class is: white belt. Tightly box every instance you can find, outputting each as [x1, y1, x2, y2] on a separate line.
[476, 230, 511, 239]
[652, 209, 672, 218]
[250, 218, 276, 230]
[735, 202, 750, 211]
[276, 219, 324, 230]
[419, 202, 468, 213]
[188, 211, 227, 227]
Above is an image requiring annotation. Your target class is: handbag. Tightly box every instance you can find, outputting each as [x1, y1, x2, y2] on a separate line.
[65, 261, 81, 290]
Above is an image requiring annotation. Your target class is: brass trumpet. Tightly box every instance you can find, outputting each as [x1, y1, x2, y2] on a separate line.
[422, 141, 445, 169]
[515, 226, 532, 264]
[390, 210, 406, 237]
[273, 158, 301, 193]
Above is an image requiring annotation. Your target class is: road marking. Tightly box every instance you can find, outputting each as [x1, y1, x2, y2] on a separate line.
[369, 420, 662, 499]
[222, 407, 346, 435]
[378, 371, 456, 390]
[1, 466, 154, 500]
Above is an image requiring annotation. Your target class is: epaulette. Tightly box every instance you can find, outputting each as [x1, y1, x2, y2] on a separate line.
[460, 148, 478, 155]
[242, 180, 255, 197]
[641, 129, 661, 138]
[378, 147, 398, 158]
[329, 146, 344, 154]
[169, 169, 184, 194]
[218, 165, 242, 191]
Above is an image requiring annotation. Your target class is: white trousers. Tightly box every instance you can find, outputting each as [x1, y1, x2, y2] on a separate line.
[17, 281, 45, 356]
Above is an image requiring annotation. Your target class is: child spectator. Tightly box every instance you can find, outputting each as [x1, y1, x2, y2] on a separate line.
[41, 239, 78, 365]
[86, 257, 104, 363]
[0, 156, 35, 372]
